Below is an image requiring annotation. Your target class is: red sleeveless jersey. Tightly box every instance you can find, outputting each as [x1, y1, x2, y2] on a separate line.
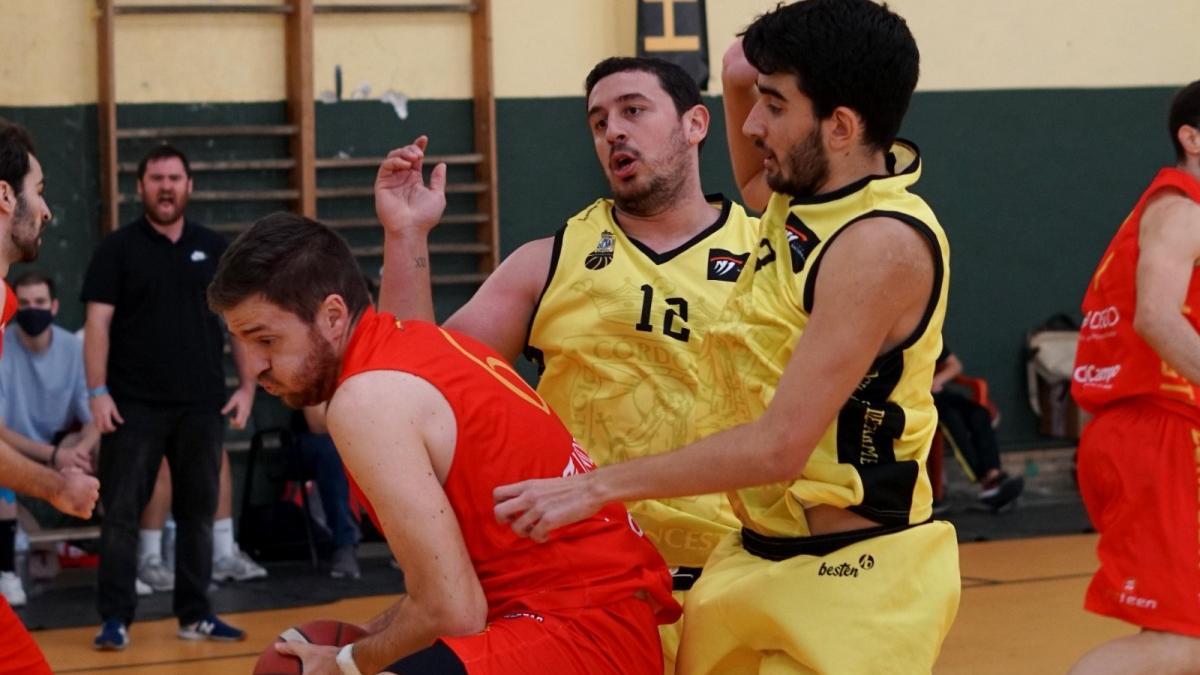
[1073, 168, 1200, 418]
[0, 282, 15, 360]
[338, 308, 680, 623]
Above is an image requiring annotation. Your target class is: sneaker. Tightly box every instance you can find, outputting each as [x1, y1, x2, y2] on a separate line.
[0, 571, 26, 607]
[979, 472, 1025, 512]
[138, 555, 175, 592]
[329, 545, 361, 580]
[178, 614, 246, 642]
[213, 547, 267, 582]
[93, 620, 129, 650]
[930, 499, 952, 517]
[135, 578, 152, 597]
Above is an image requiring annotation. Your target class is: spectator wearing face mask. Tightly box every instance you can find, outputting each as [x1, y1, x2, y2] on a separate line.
[0, 270, 99, 607]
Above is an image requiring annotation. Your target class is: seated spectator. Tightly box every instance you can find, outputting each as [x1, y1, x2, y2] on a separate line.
[292, 405, 360, 579]
[933, 346, 1024, 511]
[0, 271, 100, 606]
[135, 450, 268, 591]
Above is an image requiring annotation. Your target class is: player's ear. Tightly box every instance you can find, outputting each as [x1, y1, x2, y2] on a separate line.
[317, 293, 349, 334]
[0, 180, 14, 215]
[683, 103, 710, 148]
[1179, 124, 1200, 158]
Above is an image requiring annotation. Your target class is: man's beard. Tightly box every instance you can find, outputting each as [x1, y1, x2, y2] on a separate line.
[10, 193, 41, 263]
[611, 129, 692, 217]
[144, 192, 187, 226]
[765, 125, 829, 199]
[270, 328, 342, 409]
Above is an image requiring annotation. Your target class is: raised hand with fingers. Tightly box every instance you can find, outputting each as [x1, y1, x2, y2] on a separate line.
[375, 135, 448, 238]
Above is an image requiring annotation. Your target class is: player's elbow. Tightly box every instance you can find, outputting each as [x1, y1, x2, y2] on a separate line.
[428, 585, 487, 638]
[756, 419, 810, 483]
[1133, 305, 1172, 346]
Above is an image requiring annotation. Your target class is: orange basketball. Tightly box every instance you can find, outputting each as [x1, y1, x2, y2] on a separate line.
[253, 619, 367, 674]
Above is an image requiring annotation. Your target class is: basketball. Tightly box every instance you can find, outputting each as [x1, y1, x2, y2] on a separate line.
[252, 620, 367, 675]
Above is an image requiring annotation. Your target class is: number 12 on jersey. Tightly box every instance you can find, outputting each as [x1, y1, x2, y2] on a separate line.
[635, 284, 690, 342]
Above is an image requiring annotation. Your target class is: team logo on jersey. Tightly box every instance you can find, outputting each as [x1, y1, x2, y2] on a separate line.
[584, 230, 616, 270]
[785, 214, 821, 274]
[707, 248, 750, 282]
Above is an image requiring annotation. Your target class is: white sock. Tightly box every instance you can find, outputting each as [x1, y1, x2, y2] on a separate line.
[138, 529, 162, 565]
[213, 518, 235, 561]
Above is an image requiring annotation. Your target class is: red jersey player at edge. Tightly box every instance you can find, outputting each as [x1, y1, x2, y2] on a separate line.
[207, 213, 679, 675]
[1070, 80, 1200, 673]
[0, 118, 100, 675]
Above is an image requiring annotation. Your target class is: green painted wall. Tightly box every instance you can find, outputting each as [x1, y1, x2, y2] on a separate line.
[1, 86, 1181, 448]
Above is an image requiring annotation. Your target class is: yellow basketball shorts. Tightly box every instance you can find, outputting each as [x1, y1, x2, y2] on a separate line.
[676, 521, 961, 675]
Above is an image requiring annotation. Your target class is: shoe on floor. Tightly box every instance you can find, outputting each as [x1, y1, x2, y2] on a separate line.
[138, 555, 175, 592]
[0, 571, 26, 607]
[178, 614, 245, 642]
[979, 472, 1025, 512]
[330, 545, 361, 580]
[213, 547, 267, 582]
[93, 620, 129, 650]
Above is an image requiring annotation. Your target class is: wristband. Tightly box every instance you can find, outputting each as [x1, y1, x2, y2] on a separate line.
[48, 444, 60, 468]
[336, 643, 363, 675]
[88, 385, 109, 399]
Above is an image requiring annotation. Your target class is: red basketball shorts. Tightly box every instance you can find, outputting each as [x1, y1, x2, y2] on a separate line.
[441, 596, 663, 675]
[0, 596, 51, 675]
[1077, 399, 1200, 636]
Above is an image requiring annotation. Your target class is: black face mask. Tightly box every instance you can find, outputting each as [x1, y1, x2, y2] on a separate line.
[14, 308, 52, 337]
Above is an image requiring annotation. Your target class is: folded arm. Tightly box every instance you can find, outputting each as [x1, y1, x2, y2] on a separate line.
[326, 371, 486, 673]
[722, 39, 771, 212]
[1134, 193, 1200, 383]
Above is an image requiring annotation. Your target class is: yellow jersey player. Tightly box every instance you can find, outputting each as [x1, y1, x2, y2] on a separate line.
[376, 57, 760, 673]
[494, 1, 961, 673]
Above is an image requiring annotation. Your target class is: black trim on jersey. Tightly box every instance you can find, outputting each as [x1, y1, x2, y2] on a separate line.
[801, 210, 944, 352]
[786, 139, 921, 207]
[616, 194, 733, 265]
[742, 520, 927, 561]
[521, 225, 567, 375]
[672, 566, 704, 591]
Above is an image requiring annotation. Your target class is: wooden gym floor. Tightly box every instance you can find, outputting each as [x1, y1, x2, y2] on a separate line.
[33, 533, 1133, 674]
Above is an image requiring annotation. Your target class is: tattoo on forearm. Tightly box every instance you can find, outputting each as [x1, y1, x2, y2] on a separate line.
[414, 257, 427, 269]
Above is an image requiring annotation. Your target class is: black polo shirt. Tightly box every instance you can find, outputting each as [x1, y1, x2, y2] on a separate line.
[81, 216, 229, 408]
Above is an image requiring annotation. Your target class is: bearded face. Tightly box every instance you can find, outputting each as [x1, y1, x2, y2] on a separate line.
[610, 124, 693, 217]
[138, 157, 191, 227]
[259, 324, 342, 409]
[763, 124, 830, 199]
[10, 190, 44, 262]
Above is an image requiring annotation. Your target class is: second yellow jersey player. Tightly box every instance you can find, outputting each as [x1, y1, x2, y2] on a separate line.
[678, 142, 961, 674]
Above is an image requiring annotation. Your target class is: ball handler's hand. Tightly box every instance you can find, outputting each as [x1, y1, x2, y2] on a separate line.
[274, 641, 340, 675]
[493, 473, 603, 542]
[375, 135, 447, 238]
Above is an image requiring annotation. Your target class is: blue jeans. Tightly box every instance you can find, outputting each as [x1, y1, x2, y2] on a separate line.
[295, 433, 358, 549]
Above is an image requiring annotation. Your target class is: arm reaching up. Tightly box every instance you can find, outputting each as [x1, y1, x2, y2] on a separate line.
[377, 136, 448, 322]
[722, 39, 771, 212]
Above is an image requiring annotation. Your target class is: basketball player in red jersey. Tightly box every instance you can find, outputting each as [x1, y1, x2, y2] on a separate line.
[0, 119, 100, 674]
[1070, 81, 1200, 673]
[208, 213, 679, 675]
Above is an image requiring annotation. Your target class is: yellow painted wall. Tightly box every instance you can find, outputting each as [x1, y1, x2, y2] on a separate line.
[1, 0, 1196, 106]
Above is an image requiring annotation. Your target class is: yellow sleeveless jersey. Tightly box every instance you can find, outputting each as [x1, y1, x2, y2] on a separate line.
[527, 195, 761, 567]
[708, 141, 950, 538]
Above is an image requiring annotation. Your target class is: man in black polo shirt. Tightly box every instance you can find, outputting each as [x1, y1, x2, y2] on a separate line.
[82, 144, 255, 650]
